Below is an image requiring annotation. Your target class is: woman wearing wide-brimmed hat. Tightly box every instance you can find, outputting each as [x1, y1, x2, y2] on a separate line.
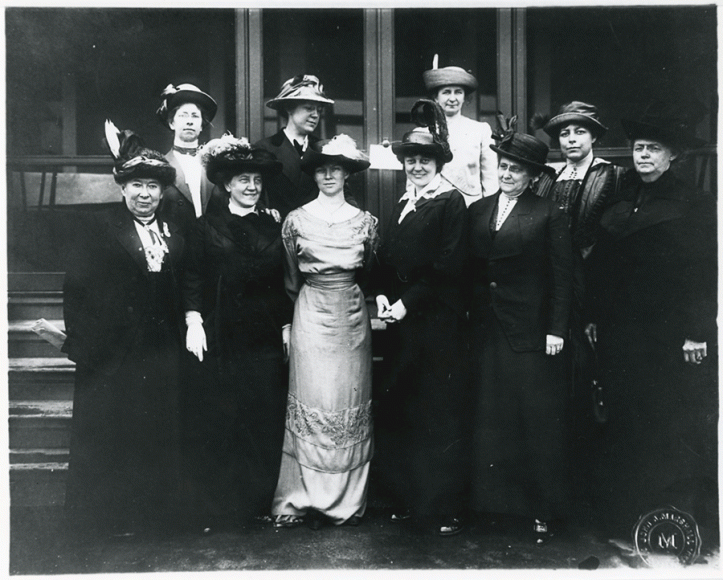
[271, 135, 378, 530]
[255, 75, 338, 218]
[423, 57, 498, 205]
[585, 100, 717, 540]
[467, 120, 573, 545]
[534, 101, 626, 259]
[181, 135, 293, 531]
[532, 102, 627, 505]
[373, 99, 470, 537]
[62, 122, 185, 536]
[156, 83, 219, 234]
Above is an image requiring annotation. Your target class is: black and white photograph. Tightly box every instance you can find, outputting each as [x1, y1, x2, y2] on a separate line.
[5, 1, 720, 575]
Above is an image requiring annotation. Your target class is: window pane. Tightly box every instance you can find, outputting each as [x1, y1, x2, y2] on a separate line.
[262, 9, 364, 144]
[526, 6, 717, 149]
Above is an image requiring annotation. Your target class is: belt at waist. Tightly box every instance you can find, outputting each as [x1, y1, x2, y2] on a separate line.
[304, 272, 356, 290]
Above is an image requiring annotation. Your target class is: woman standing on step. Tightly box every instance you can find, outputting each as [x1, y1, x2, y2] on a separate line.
[62, 122, 185, 536]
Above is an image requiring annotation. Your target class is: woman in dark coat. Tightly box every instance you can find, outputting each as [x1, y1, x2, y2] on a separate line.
[62, 123, 184, 535]
[374, 100, 470, 536]
[586, 102, 717, 541]
[182, 135, 293, 529]
[468, 125, 573, 544]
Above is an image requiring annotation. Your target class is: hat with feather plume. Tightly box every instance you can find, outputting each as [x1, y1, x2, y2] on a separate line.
[199, 134, 283, 186]
[104, 120, 176, 186]
[391, 99, 454, 165]
[156, 83, 217, 127]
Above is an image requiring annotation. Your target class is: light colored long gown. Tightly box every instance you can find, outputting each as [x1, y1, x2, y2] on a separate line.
[272, 206, 378, 524]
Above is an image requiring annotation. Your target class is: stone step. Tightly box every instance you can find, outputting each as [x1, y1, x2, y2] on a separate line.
[8, 320, 66, 358]
[9, 401, 72, 450]
[8, 272, 64, 293]
[8, 293, 64, 321]
[10, 463, 67, 507]
[10, 448, 70, 464]
[9, 358, 75, 401]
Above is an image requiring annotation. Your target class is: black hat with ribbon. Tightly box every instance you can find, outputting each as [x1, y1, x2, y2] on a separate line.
[104, 120, 176, 186]
[491, 113, 554, 176]
[156, 83, 218, 127]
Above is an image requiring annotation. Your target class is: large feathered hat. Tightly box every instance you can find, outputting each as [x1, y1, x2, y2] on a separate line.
[391, 99, 453, 165]
[422, 54, 478, 94]
[104, 120, 176, 186]
[199, 134, 283, 186]
[490, 113, 554, 176]
[156, 83, 217, 127]
[265, 75, 334, 111]
[300, 134, 370, 175]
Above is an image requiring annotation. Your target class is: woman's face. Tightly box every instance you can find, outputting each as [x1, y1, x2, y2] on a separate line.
[435, 85, 466, 117]
[558, 123, 596, 163]
[314, 163, 348, 196]
[404, 154, 438, 189]
[169, 103, 203, 144]
[633, 139, 677, 182]
[226, 172, 263, 208]
[287, 102, 323, 135]
[122, 177, 163, 219]
[498, 157, 534, 197]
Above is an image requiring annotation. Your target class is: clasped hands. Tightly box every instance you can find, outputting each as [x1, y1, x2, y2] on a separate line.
[376, 295, 407, 324]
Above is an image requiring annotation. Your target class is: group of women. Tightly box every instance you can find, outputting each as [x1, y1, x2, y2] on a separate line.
[62, 66, 716, 548]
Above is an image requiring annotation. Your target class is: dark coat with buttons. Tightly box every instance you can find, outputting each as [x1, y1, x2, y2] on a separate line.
[181, 193, 293, 519]
[468, 188, 573, 351]
[467, 188, 574, 520]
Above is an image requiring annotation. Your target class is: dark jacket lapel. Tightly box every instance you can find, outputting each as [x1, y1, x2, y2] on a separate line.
[110, 205, 149, 275]
[165, 150, 192, 202]
[489, 190, 534, 260]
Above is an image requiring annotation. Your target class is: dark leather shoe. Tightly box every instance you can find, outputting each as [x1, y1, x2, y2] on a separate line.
[390, 509, 411, 522]
[438, 517, 465, 537]
[306, 513, 325, 531]
[345, 515, 362, 526]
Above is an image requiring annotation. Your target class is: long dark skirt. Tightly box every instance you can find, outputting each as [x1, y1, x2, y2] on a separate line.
[65, 321, 182, 532]
[183, 314, 288, 523]
[590, 322, 719, 537]
[375, 302, 470, 518]
[470, 313, 569, 521]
